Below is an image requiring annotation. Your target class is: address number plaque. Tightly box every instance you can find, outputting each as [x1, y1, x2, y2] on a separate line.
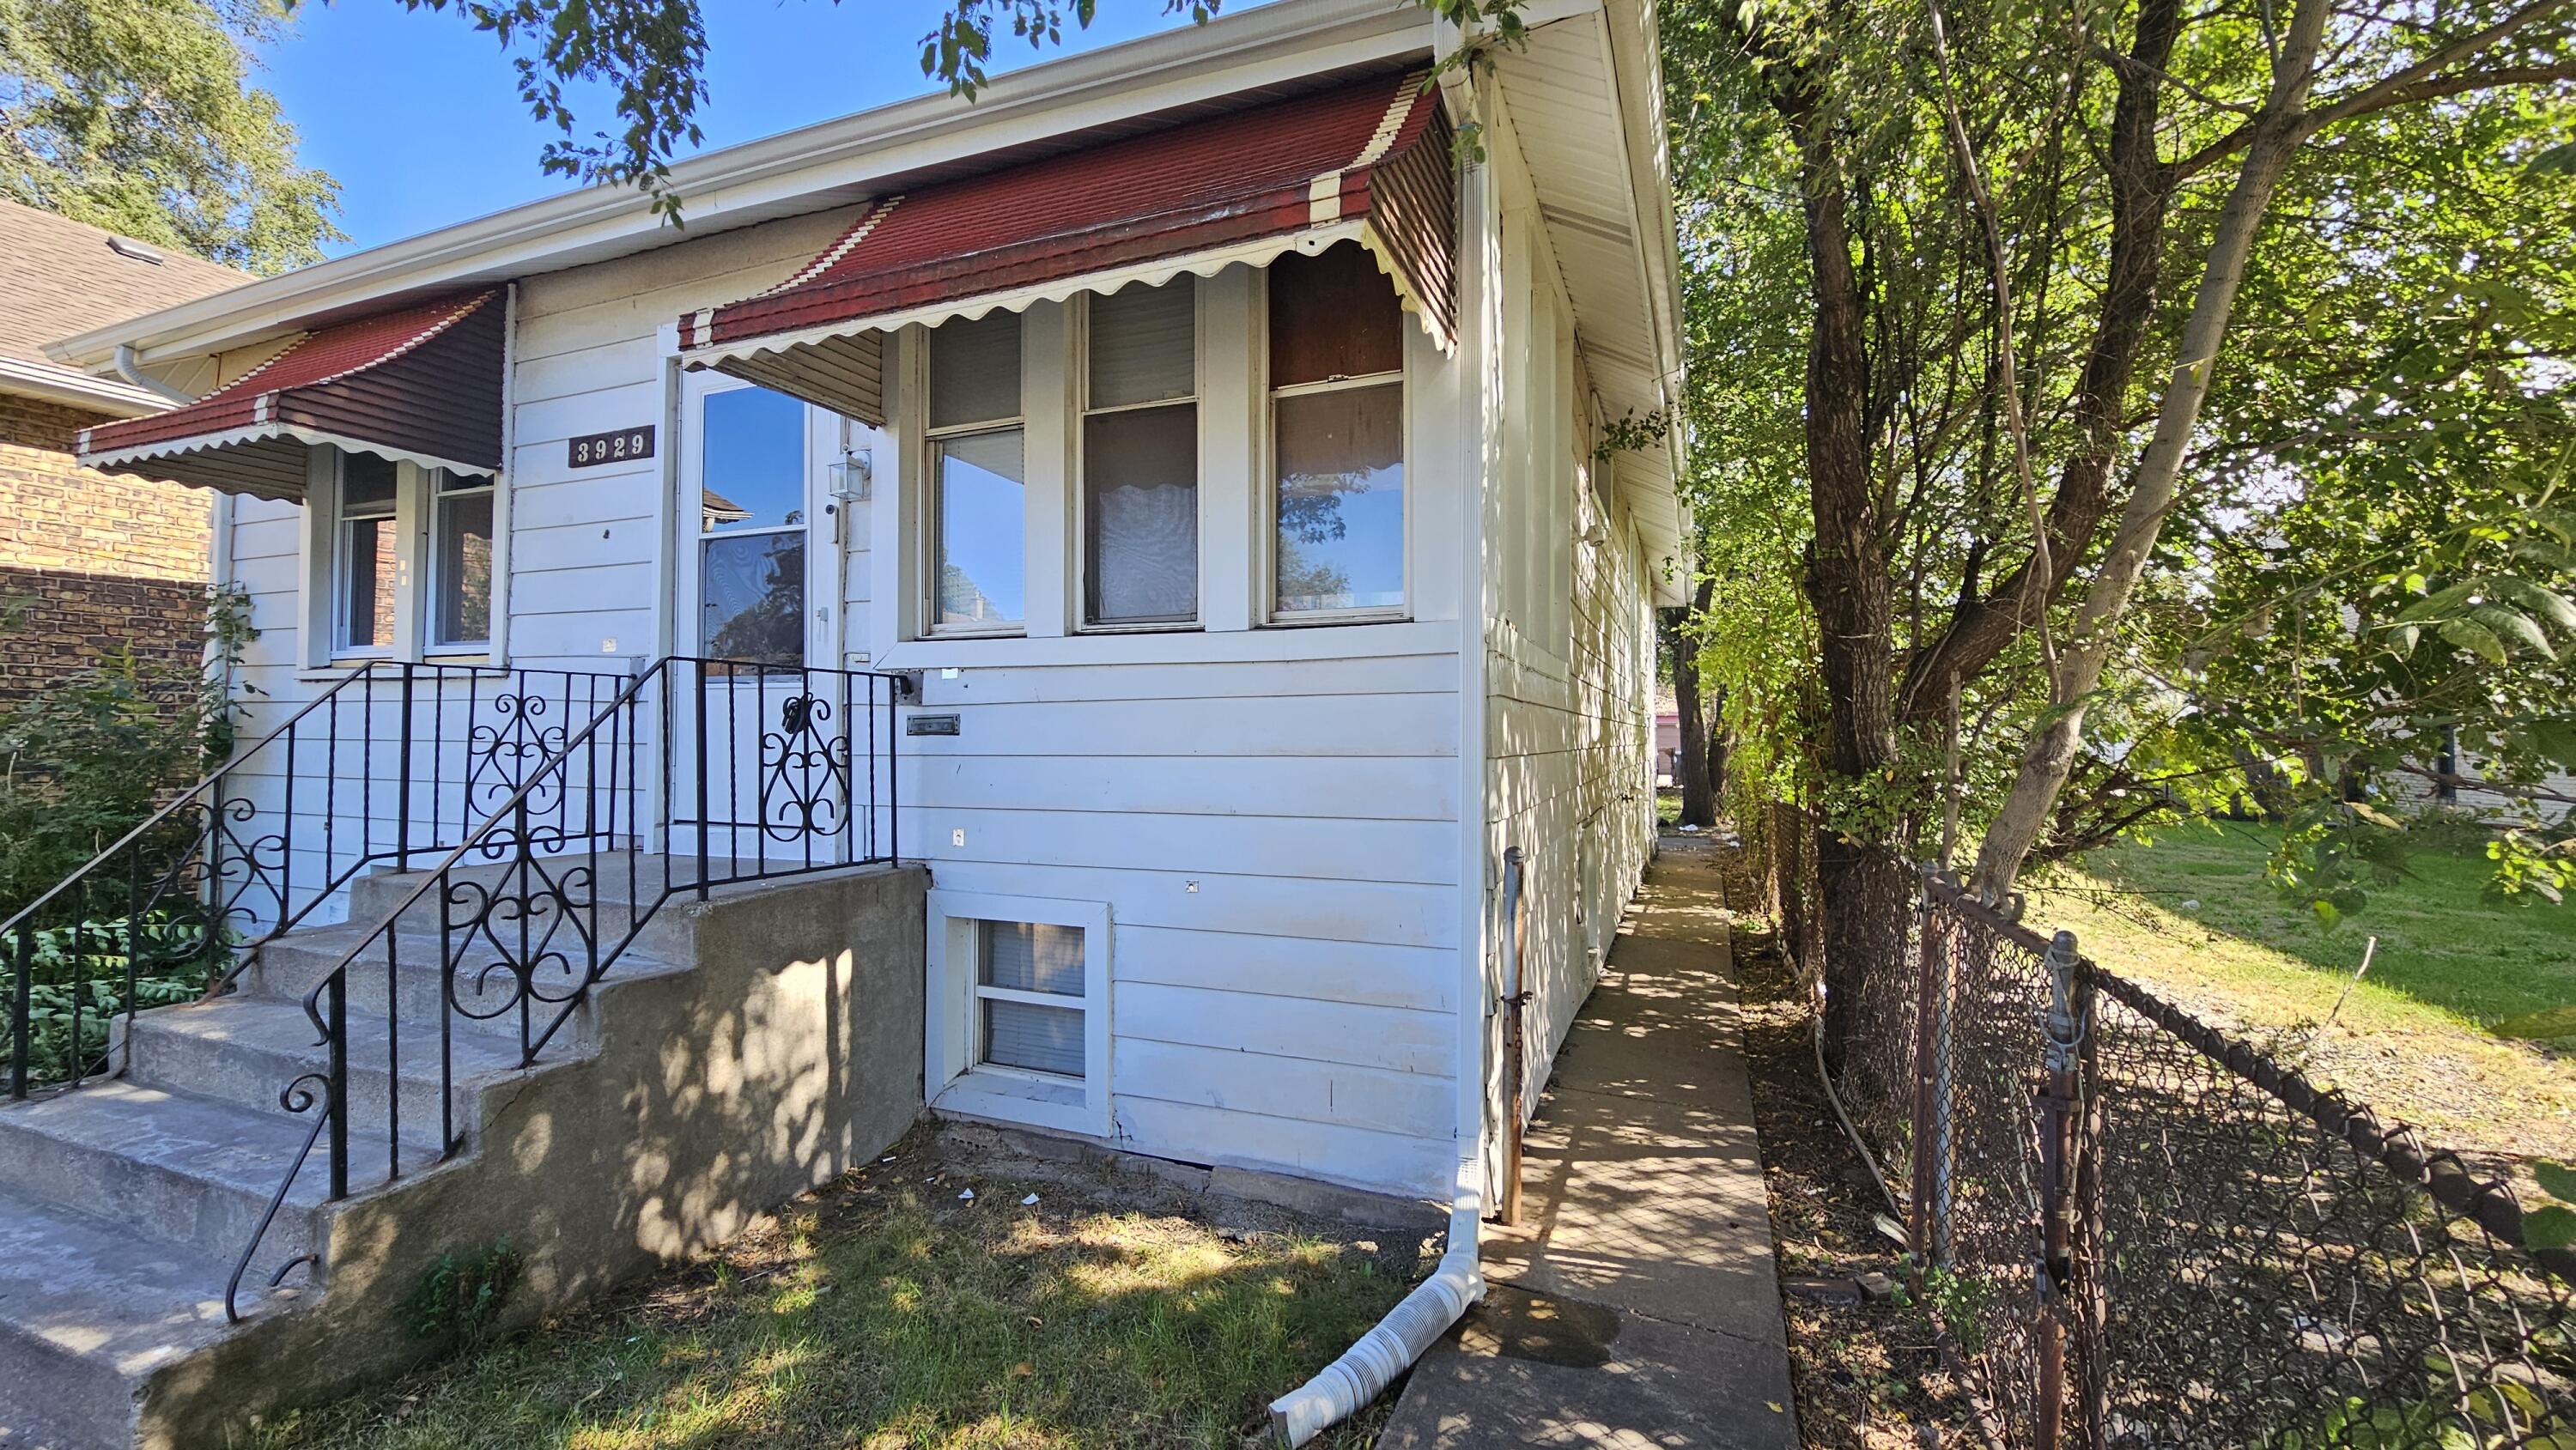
[567, 426, 655, 469]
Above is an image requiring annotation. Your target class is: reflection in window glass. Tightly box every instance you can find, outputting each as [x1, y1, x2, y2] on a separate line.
[337, 452, 398, 652]
[698, 385, 807, 664]
[1274, 382, 1404, 614]
[700, 387, 807, 532]
[700, 531, 806, 665]
[433, 487, 494, 646]
[933, 429, 1025, 628]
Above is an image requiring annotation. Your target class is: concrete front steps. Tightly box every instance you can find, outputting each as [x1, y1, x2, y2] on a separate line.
[0, 858, 926, 1450]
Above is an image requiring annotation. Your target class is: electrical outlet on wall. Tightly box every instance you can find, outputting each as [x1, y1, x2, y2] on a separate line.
[951, 828, 967, 847]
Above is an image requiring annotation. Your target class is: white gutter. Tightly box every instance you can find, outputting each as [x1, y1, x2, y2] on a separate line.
[47, 0, 1432, 374]
[0, 355, 173, 416]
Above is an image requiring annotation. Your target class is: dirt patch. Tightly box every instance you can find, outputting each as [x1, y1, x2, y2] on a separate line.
[1715, 838, 1980, 1449]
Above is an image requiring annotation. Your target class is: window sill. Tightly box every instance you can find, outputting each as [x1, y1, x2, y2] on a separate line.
[934, 1068, 1095, 1136]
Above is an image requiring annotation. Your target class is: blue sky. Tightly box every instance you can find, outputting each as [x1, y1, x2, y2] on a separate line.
[258, 2, 1192, 255]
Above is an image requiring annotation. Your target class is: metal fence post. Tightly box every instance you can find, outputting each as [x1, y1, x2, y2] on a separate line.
[2035, 928, 2085, 1450]
[1908, 875, 1948, 1288]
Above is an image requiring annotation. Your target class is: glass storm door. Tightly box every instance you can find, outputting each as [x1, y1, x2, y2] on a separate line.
[673, 373, 841, 867]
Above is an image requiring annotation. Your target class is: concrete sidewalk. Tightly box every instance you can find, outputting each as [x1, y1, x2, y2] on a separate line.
[1379, 836, 1800, 1449]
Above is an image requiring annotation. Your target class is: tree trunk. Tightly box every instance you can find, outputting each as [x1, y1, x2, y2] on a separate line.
[1970, 0, 2335, 898]
[1773, 76, 1909, 1059]
[1672, 578, 1719, 828]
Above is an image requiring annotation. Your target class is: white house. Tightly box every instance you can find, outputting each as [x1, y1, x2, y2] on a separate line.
[51, 0, 1683, 1222]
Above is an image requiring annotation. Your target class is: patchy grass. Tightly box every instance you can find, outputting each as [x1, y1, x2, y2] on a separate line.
[247, 1129, 1424, 1450]
[2028, 822, 2576, 1165]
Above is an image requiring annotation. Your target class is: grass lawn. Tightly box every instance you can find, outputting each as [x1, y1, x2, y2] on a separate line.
[2028, 821, 2576, 1166]
[246, 1126, 1424, 1450]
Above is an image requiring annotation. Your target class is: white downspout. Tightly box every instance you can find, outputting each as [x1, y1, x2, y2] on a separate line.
[112, 344, 193, 403]
[1268, 53, 1498, 1448]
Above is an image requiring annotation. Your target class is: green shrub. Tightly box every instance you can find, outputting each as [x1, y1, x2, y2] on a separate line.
[400, 1241, 523, 1348]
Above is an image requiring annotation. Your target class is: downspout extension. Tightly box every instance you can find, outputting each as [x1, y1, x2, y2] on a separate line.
[1267, 1177, 1485, 1447]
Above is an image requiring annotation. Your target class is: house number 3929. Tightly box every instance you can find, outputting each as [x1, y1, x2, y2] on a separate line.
[567, 426, 655, 468]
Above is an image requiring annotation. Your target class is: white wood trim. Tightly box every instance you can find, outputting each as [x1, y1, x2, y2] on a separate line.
[926, 888, 1114, 1138]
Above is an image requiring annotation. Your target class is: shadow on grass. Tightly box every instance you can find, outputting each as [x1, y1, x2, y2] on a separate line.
[246, 1158, 1421, 1450]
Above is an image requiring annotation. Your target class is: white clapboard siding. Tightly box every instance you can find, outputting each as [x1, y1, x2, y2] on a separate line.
[897, 693, 1458, 760]
[1113, 1038, 1454, 1140]
[1112, 923, 1456, 1013]
[1110, 1096, 1451, 1198]
[908, 753, 1456, 821]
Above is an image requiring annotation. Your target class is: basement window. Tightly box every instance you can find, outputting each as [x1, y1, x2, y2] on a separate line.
[927, 889, 1109, 1137]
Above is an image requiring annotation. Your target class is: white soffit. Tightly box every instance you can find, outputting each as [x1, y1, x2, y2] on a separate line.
[1492, 0, 1690, 601]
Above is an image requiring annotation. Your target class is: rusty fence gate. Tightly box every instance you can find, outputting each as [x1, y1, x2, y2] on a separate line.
[1819, 861, 2576, 1448]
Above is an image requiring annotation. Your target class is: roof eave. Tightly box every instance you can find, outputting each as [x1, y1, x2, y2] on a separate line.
[48, 0, 1434, 374]
[0, 355, 172, 417]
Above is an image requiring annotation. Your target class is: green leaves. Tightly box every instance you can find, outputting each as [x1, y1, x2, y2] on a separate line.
[0, 0, 343, 270]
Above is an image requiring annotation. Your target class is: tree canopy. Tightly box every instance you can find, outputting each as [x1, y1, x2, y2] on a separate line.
[0, 0, 341, 271]
[1661, 0, 2575, 1030]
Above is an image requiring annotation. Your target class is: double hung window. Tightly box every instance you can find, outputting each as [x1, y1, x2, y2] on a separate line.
[1080, 279, 1198, 627]
[927, 312, 1027, 634]
[1267, 242, 1406, 620]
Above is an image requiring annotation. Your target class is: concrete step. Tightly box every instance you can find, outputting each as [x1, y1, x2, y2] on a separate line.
[119, 995, 558, 1149]
[0, 1081, 434, 1288]
[244, 925, 689, 1050]
[0, 1182, 234, 1450]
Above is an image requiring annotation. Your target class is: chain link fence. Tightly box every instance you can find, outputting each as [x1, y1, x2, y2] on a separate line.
[1804, 852, 2575, 1448]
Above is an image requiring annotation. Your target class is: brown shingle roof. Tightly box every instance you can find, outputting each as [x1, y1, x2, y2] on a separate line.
[0, 200, 252, 366]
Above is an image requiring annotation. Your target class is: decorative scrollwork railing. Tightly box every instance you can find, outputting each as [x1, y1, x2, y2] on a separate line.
[222, 656, 902, 1320]
[3, 661, 638, 1101]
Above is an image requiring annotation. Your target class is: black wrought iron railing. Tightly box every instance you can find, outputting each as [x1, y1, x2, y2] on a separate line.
[3, 661, 640, 1100]
[222, 656, 902, 1320]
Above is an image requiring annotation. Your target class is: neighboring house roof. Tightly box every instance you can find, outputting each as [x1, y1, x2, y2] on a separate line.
[0, 200, 251, 416]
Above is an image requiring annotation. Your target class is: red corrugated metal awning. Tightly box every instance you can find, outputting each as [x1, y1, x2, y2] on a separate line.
[76, 290, 506, 500]
[678, 71, 1455, 425]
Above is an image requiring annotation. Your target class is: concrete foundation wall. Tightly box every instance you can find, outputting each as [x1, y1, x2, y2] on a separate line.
[138, 863, 927, 1447]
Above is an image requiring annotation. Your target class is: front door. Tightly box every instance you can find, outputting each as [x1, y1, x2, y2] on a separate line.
[671, 372, 864, 870]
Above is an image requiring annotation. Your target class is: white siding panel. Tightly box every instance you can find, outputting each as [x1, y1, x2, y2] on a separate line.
[1113, 924, 1455, 1013]
[1110, 1097, 1449, 1199]
[917, 806, 1456, 886]
[1117, 981, 1452, 1076]
[1113, 1038, 1453, 1140]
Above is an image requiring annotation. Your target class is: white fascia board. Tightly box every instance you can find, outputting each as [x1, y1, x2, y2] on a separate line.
[49, 0, 1431, 373]
[0, 356, 168, 416]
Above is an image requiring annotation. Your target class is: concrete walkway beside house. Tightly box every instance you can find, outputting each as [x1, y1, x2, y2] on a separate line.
[1380, 836, 1800, 1449]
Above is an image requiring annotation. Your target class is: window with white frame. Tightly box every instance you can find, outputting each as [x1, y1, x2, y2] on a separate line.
[927, 890, 1109, 1136]
[320, 447, 500, 663]
[1080, 278, 1198, 628]
[1267, 241, 1406, 621]
[926, 311, 1026, 634]
[333, 452, 400, 655]
[972, 919, 1087, 1077]
[429, 469, 495, 650]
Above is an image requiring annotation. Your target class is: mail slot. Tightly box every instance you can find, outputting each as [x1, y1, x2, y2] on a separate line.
[905, 713, 961, 737]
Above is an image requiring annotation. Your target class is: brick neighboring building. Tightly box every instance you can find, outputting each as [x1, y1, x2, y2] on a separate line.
[0, 201, 251, 707]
